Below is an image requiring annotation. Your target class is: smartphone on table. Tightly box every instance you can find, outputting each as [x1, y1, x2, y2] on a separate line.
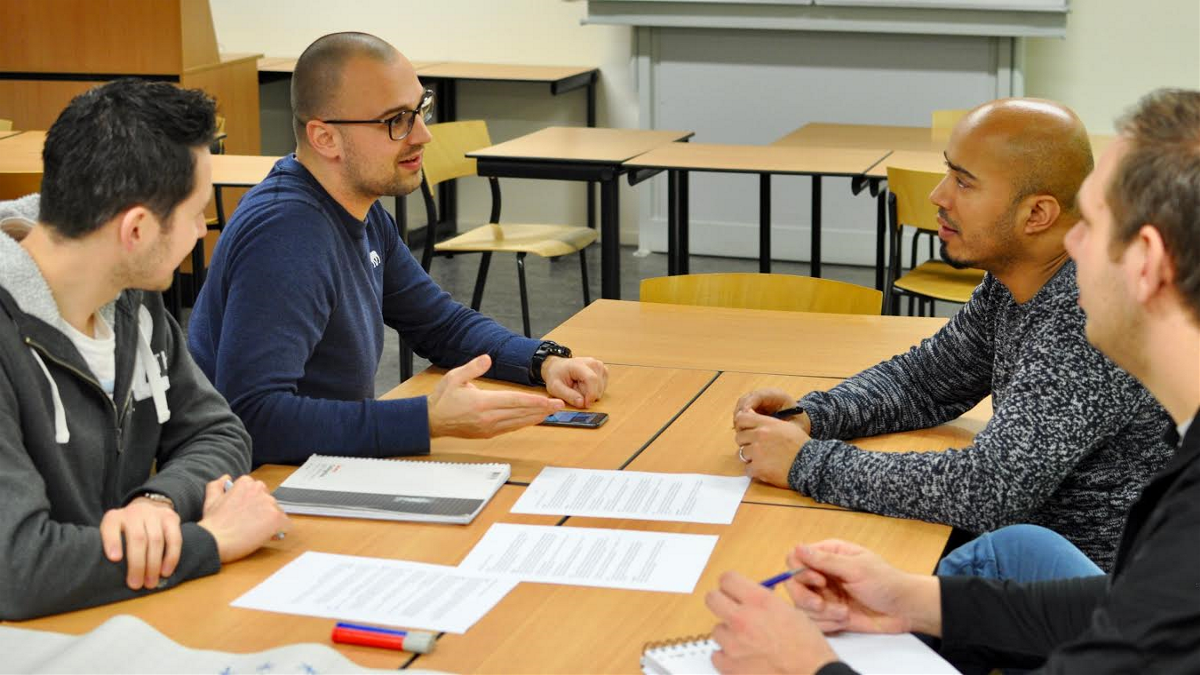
[540, 411, 609, 428]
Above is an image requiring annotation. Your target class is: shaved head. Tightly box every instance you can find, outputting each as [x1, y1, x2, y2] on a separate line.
[291, 32, 401, 146]
[959, 98, 1094, 218]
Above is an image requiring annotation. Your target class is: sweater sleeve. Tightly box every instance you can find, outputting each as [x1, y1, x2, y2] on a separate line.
[938, 575, 1107, 670]
[0, 356, 219, 620]
[375, 205, 540, 382]
[788, 284, 1153, 534]
[196, 204, 436, 464]
[798, 277, 996, 442]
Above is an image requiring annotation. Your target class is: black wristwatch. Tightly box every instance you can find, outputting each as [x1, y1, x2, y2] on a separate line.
[529, 341, 572, 385]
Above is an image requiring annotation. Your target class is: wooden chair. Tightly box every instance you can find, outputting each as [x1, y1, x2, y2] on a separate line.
[884, 166, 985, 316]
[0, 119, 12, 131]
[640, 273, 882, 315]
[419, 120, 597, 337]
[175, 114, 228, 312]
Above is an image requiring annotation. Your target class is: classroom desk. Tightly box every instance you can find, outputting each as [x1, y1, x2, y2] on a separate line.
[412, 502, 950, 674]
[0, 130, 20, 141]
[772, 122, 943, 152]
[623, 143, 890, 277]
[379, 364, 719, 482]
[0, 130, 47, 200]
[628, 371, 992, 509]
[209, 153, 282, 187]
[254, 57, 598, 231]
[467, 126, 695, 300]
[10, 306, 969, 672]
[544, 299, 946, 377]
[8, 481, 558, 669]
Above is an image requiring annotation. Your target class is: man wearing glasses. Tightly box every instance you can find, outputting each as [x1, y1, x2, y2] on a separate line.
[188, 32, 608, 466]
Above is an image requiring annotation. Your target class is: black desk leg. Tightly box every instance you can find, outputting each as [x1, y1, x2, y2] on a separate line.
[875, 186, 887, 291]
[586, 81, 597, 231]
[759, 173, 771, 273]
[600, 178, 621, 299]
[810, 175, 822, 278]
[667, 170, 678, 276]
[678, 170, 690, 275]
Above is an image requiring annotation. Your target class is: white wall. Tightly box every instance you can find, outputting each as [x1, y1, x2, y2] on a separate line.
[1023, 0, 1200, 133]
[208, 0, 641, 240]
[209, 0, 1200, 255]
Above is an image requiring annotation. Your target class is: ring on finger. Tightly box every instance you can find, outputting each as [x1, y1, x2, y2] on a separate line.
[738, 445, 749, 463]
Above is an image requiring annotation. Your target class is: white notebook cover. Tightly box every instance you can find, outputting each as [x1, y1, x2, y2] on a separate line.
[272, 455, 511, 525]
[641, 633, 960, 674]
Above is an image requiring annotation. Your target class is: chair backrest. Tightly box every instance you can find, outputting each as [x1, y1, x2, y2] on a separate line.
[639, 273, 882, 315]
[931, 109, 970, 132]
[886, 166, 943, 234]
[423, 120, 492, 187]
[0, 119, 12, 131]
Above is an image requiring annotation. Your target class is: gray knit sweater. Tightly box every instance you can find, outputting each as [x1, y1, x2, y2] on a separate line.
[789, 261, 1172, 570]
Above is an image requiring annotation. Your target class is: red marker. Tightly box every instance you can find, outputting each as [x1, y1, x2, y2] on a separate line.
[331, 622, 437, 653]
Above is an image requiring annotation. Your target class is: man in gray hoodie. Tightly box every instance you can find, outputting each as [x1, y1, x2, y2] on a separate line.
[0, 79, 290, 620]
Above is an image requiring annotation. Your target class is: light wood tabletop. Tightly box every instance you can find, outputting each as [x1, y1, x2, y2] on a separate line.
[0, 130, 21, 141]
[623, 142, 890, 177]
[866, 149, 947, 177]
[544, 300, 947, 378]
[8, 480, 558, 668]
[628, 371, 991, 509]
[772, 122, 941, 152]
[416, 62, 596, 83]
[0, 130, 46, 168]
[380, 364, 719, 483]
[467, 126, 694, 164]
[210, 153, 282, 187]
[411, 501, 950, 674]
[257, 56, 442, 74]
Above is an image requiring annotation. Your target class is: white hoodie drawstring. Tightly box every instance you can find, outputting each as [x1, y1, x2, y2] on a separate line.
[136, 305, 170, 425]
[29, 348, 69, 444]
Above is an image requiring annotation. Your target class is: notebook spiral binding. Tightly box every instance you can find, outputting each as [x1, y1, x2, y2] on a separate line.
[642, 634, 711, 653]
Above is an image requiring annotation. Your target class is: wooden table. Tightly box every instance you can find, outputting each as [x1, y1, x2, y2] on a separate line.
[11, 305, 984, 671]
[414, 502, 949, 674]
[379, 364, 719, 482]
[623, 143, 890, 277]
[628, 371, 991, 509]
[773, 122, 942, 153]
[254, 57, 599, 232]
[545, 300, 945, 377]
[209, 153, 282, 187]
[0, 130, 47, 200]
[468, 127, 695, 300]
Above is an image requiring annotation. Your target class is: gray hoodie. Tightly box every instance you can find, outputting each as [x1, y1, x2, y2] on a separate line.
[0, 202, 253, 620]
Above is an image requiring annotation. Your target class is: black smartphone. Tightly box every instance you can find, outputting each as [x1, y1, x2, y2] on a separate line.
[540, 411, 609, 428]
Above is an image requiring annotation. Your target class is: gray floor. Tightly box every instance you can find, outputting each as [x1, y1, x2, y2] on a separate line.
[382, 245, 960, 397]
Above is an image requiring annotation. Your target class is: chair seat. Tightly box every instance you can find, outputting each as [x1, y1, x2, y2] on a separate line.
[435, 223, 598, 258]
[894, 261, 985, 303]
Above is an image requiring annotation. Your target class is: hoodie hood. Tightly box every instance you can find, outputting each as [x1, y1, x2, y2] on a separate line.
[0, 197, 169, 443]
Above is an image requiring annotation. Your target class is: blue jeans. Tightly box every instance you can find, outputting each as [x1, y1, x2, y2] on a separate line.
[937, 524, 1103, 582]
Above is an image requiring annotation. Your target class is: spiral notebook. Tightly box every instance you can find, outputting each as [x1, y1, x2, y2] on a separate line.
[272, 455, 511, 525]
[641, 632, 959, 674]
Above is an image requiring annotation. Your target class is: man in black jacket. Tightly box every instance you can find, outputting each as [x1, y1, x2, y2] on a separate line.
[703, 87, 1200, 674]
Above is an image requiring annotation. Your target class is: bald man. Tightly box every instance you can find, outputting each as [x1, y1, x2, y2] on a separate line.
[188, 32, 608, 466]
[732, 99, 1172, 570]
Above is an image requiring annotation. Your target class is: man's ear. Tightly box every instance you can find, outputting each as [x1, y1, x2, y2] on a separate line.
[306, 120, 341, 159]
[115, 206, 154, 253]
[1021, 194, 1062, 235]
[1131, 223, 1174, 305]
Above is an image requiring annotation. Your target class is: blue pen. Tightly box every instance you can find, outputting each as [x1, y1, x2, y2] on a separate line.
[760, 566, 807, 588]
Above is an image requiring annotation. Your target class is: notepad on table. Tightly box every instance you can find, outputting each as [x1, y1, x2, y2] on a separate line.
[272, 455, 510, 524]
[640, 633, 960, 674]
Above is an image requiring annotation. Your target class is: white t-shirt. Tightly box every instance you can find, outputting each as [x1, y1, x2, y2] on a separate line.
[63, 314, 116, 398]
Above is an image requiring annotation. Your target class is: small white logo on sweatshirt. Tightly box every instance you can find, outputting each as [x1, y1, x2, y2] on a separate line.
[369, 250, 381, 268]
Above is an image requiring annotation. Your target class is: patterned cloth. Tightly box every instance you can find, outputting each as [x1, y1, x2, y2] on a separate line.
[790, 261, 1172, 570]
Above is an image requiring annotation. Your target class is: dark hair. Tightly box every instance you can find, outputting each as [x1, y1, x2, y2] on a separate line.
[291, 32, 397, 146]
[38, 78, 216, 239]
[1109, 88, 1200, 321]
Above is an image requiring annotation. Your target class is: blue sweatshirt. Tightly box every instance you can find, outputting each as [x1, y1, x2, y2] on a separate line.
[188, 156, 540, 465]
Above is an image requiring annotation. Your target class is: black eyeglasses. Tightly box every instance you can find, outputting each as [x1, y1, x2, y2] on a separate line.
[319, 89, 435, 141]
